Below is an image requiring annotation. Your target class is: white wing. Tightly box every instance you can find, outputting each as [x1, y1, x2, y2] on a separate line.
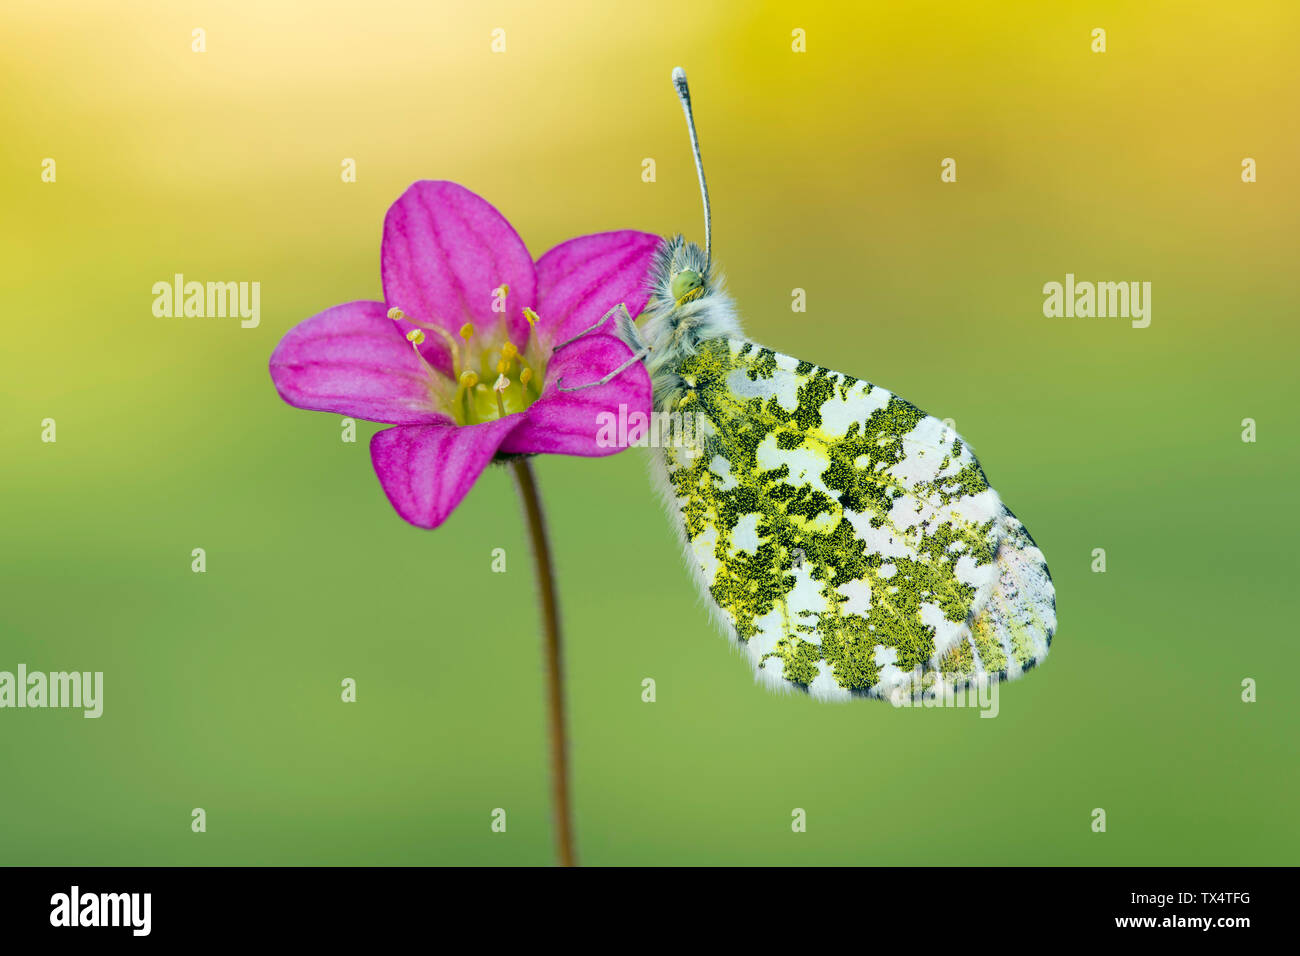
[651, 338, 1056, 701]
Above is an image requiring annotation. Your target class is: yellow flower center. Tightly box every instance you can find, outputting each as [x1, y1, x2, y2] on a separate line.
[388, 305, 543, 426]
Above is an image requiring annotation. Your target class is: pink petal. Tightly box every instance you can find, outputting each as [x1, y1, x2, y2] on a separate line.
[269, 300, 447, 425]
[535, 231, 662, 346]
[370, 416, 524, 529]
[498, 334, 652, 457]
[381, 181, 536, 349]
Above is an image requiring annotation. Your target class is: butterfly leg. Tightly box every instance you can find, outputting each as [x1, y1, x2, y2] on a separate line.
[556, 346, 652, 392]
[610, 305, 647, 351]
[551, 303, 628, 352]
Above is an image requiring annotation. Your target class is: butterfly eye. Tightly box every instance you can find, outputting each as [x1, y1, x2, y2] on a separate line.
[671, 269, 704, 304]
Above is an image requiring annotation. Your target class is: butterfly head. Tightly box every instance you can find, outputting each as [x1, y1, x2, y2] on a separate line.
[650, 234, 713, 311]
[658, 233, 710, 305]
[671, 269, 704, 306]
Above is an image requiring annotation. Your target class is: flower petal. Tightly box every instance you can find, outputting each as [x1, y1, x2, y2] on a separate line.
[269, 300, 447, 425]
[535, 230, 662, 346]
[370, 416, 524, 529]
[381, 181, 536, 348]
[498, 334, 652, 457]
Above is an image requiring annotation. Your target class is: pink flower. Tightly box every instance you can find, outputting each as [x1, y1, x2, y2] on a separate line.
[270, 181, 659, 528]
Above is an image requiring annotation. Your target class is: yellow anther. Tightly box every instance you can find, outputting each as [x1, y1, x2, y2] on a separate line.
[501, 341, 518, 361]
[459, 370, 479, 389]
[402, 327, 437, 380]
[523, 307, 539, 328]
[387, 307, 406, 321]
[520, 367, 533, 387]
[497, 358, 509, 375]
[494, 283, 509, 298]
[459, 322, 475, 341]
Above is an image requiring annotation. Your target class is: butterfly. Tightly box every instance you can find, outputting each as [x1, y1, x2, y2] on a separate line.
[559, 68, 1056, 701]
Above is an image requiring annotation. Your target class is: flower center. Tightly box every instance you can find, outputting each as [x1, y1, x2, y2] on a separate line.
[387, 294, 543, 426]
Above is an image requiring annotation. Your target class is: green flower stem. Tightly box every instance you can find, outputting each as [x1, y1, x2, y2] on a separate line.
[510, 458, 577, 867]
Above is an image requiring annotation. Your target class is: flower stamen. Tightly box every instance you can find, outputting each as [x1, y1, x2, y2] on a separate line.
[404, 328, 438, 377]
[493, 373, 510, 417]
[389, 306, 462, 376]
[456, 369, 479, 423]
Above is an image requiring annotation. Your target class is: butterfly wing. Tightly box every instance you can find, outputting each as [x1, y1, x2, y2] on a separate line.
[651, 338, 1055, 700]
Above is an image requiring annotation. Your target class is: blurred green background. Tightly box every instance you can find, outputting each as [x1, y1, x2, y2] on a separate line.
[2, 0, 1296, 865]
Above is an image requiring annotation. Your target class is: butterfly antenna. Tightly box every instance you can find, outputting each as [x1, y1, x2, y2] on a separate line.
[671, 67, 711, 271]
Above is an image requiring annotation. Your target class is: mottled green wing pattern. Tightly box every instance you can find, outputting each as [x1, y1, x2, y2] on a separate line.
[652, 338, 1056, 701]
